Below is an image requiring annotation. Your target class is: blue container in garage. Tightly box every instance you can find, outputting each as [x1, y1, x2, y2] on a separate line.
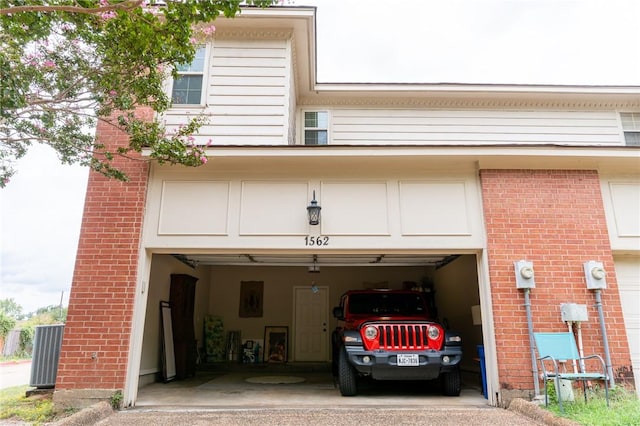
[477, 344, 487, 399]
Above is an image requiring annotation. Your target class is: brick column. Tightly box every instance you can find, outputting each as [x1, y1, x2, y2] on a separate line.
[54, 112, 150, 408]
[480, 169, 632, 404]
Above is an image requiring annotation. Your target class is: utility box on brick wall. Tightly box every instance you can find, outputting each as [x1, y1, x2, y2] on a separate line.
[560, 303, 588, 323]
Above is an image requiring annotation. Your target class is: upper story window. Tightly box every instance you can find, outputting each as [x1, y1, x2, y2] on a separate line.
[171, 46, 206, 105]
[621, 113, 640, 146]
[304, 111, 328, 145]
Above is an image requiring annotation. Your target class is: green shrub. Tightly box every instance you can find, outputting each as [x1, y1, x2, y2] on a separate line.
[17, 325, 34, 357]
[0, 312, 15, 340]
[110, 391, 123, 409]
[0, 386, 57, 425]
[544, 380, 558, 404]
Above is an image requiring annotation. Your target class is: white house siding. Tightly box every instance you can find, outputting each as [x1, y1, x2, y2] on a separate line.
[163, 38, 290, 145]
[328, 109, 622, 146]
[601, 175, 640, 252]
[287, 42, 297, 144]
[614, 257, 640, 397]
[602, 174, 640, 395]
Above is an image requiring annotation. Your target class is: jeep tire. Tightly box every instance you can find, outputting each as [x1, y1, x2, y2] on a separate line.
[338, 349, 357, 396]
[331, 330, 340, 377]
[441, 367, 461, 396]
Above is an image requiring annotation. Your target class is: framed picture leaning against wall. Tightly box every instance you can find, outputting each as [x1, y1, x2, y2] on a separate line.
[264, 326, 288, 363]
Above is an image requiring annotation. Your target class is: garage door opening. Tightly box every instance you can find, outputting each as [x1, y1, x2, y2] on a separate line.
[135, 252, 488, 407]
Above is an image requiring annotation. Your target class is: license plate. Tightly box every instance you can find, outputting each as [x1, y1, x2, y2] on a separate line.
[397, 354, 419, 366]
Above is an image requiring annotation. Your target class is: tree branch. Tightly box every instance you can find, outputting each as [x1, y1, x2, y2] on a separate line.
[0, 0, 144, 16]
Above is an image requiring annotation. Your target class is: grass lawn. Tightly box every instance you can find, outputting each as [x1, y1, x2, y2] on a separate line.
[542, 385, 640, 426]
[0, 385, 76, 425]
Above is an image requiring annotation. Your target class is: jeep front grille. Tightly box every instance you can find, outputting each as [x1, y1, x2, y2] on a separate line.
[378, 324, 432, 350]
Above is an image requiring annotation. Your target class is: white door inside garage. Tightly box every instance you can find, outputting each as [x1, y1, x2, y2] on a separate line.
[293, 286, 329, 361]
[614, 256, 640, 397]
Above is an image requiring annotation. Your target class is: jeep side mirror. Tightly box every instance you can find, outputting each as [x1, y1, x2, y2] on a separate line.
[333, 306, 344, 320]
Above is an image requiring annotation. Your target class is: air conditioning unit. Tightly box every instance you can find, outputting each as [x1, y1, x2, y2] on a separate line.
[30, 324, 65, 389]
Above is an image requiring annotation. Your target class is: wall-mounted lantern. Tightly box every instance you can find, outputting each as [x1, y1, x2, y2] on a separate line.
[307, 190, 321, 225]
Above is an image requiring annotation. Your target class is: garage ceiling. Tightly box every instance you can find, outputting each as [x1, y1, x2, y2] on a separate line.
[175, 254, 459, 268]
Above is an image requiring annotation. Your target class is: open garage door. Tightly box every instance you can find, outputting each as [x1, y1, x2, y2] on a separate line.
[136, 252, 488, 407]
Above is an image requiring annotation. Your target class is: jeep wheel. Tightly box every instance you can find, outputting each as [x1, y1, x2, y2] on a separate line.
[441, 368, 461, 396]
[338, 349, 357, 396]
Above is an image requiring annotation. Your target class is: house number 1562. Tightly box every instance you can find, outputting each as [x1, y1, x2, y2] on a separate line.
[304, 236, 329, 246]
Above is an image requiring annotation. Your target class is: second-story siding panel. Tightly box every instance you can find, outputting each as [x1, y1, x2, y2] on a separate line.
[330, 109, 622, 146]
[207, 39, 288, 145]
[163, 38, 290, 146]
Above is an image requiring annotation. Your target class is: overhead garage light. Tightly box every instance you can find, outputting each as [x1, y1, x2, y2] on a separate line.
[307, 190, 321, 225]
[309, 255, 320, 273]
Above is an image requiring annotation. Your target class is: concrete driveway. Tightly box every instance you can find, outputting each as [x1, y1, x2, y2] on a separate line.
[109, 364, 547, 425]
[96, 406, 545, 425]
[134, 364, 489, 409]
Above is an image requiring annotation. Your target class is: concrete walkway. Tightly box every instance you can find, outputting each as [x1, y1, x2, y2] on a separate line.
[0, 360, 31, 390]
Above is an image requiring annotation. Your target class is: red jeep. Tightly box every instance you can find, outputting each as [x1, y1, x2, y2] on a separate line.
[331, 289, 463, 396]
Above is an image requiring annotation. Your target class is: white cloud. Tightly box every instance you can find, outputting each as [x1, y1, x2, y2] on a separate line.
[1, 145, 87, 313]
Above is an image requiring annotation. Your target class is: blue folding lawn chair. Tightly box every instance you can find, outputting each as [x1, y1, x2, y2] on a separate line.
[533, 332, 609, 413]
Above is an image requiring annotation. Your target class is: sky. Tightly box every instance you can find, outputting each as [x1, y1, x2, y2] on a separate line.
[1, 0, 639, 314]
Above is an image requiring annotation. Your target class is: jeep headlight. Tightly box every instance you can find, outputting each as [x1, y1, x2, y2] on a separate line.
[427, 325, 440, 340]
[363, 325, 378, 340]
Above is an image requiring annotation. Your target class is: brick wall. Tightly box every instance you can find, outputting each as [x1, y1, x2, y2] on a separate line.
[480, 169, 633, 402]
[55, 111, 151, 395]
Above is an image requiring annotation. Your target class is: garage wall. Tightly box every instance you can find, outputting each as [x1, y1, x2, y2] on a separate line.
[206, 265, 429, 361]
[434, 255, 483, 373]
[139, 255, 210, 379]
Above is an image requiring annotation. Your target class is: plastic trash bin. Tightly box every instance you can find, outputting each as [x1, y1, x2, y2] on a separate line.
[477, 344, 487, 399]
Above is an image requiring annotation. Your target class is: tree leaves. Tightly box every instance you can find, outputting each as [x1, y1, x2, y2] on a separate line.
[0, 0, 276, 187]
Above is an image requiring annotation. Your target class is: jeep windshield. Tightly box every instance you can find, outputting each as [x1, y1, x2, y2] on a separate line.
[347, 293, 427, 316]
